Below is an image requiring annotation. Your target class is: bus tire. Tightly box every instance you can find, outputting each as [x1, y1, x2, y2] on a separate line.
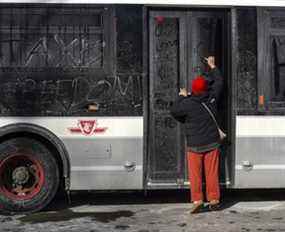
[0, 137, 59, 213]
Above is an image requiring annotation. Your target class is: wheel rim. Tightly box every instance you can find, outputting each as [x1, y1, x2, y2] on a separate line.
[0, 153, 45, 201]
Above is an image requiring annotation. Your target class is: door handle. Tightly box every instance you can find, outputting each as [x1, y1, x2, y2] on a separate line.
[242, 160, 253, 167]
[242, 160, 253, 171]
[124, 161, 136, 172]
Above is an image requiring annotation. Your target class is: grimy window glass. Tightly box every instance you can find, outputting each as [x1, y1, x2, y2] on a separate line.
[0, 7, 104, 68]
[271, 36, 285, 101]
[258, 9, 285, 110]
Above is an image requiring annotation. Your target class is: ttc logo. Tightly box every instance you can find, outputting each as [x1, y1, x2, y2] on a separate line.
[69, 120, 107, 136]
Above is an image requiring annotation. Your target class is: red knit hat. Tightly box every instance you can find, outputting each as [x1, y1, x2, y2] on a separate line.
[191, 76, 208, 95]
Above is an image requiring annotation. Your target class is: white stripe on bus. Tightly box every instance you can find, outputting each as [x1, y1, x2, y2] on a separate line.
[0, 117, 143, 138]
[71, 165, 143, 171]
[236, 164, 285, 170]
[237, 116, 285, 137]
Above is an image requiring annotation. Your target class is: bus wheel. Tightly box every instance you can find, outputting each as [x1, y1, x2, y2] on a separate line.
[0, 137, 59, 213]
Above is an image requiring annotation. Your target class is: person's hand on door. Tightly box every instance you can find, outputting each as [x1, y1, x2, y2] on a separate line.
[179, 88, 188, 97]
[205, 56, 216, 69]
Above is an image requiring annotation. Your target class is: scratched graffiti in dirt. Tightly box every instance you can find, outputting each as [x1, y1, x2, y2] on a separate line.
[0, 34, 103, 68]
[0, 71, 143, 116]
[191, 17, 219, 77]
[0, 6, 144, 116]
[148, 17, 182, 180]
[236, 9, 257, 110]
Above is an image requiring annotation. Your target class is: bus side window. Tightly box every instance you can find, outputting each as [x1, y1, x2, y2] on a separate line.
[271, 37, 285, 102]
[258, 9, 285, 110]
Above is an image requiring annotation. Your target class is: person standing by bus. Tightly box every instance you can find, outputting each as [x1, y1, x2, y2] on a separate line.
[170, 56, 224, 214]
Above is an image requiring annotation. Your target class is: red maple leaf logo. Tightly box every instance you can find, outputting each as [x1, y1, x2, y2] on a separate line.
[69, 120, 107, 136]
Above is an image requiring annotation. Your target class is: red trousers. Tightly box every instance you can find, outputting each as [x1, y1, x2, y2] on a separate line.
[187, 148, 220, 202]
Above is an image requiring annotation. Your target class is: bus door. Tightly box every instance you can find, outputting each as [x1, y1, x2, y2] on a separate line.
[187, 10, 231, 186]
[148, 9, 231, 188]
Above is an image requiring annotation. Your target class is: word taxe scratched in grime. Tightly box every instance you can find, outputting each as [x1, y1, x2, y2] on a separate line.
[0, 34, 103, 68]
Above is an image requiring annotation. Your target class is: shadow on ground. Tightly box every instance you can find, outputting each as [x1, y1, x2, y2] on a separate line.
[12, 189, 285, 224]
[47, 188, 285, 212]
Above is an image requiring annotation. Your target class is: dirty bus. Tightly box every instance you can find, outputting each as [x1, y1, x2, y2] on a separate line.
[0, 0, 284, 213]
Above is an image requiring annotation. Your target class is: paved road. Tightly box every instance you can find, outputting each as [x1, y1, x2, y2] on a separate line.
[1, 190, 285, 232]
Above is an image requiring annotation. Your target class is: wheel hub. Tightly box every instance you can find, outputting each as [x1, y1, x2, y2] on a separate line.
[12, 166, 30, 185]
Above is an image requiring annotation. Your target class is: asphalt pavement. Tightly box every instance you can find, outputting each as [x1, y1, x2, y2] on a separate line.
[1, 189, 285, 232]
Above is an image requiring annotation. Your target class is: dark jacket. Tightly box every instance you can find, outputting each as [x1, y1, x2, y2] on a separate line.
[170, 67, 223, 149]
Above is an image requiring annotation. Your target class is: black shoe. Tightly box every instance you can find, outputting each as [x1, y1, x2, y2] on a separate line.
[190, 201, 204, 214]
[209, 200, 220, 211]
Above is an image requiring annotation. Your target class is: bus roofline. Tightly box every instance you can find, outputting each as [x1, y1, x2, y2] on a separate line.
[0, 0, 285, 7]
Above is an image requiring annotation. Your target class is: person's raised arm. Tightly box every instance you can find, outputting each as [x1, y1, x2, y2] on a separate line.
[169, 88, 188, 123]
[205, 56, 223, 101]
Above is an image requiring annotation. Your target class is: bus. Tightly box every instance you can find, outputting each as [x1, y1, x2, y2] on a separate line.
[0, 0, 284, 213]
